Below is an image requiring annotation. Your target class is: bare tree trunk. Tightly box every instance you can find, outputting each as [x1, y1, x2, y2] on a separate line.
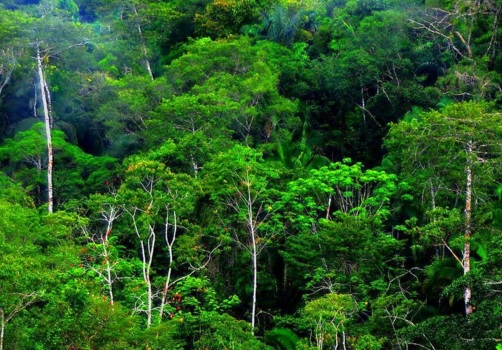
[36, 45, 53, 213]
[191, 156, 199, 178]
[159, 209, 176, 323]
[157, 208, 219, 324]
[127, 205, 155, 328]
[142, 225, 155, 327]
[102, 206, 120, 305]
[246, 180, 258, 334]
[132, 3, 154, 81]
[0, 310, 4, 350]
[464, 141, 473, 315]
[251, 230, 258, 333]
[0, 293, 37, 350]
[0, 48, 16, 97]
[360, 83, 366, 124]
[42, 78, 54, 128]
[325, 194, 332, 220]
[222, 163, 276, 334]
[81, 202, 120, 306]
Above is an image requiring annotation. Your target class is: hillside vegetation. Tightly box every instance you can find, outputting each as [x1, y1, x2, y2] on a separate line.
[0, 0, 501, 349]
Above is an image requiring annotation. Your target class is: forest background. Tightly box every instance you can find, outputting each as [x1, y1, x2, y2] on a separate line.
[0, 0, 501, 349]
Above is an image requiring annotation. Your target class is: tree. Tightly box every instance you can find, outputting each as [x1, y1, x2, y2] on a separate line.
[385, 101, 502, 316]
[409, 1, 502, 101]
[0, 9, 30, 99]
[278, 159, 398, 232]
[0, 125, 48, 199]
[290, 8, 427, 165]
[0, 176, 82, 350]
[276, 160, 402, 308]
[195, 0, 274, 38]
[0, 123, 118, 208]
[203, 145, 283, 333]
[302, 293, 359, 350]
[35, 43, 54, 212]
[26, 6, 92, 211]
[147, 37, 299, 149]
[263, 3, 318, 46]
[80, 193, 122, 305]
[409, 0, 502, 62]
[117, 156, 214, 327]
[94, 75, 171, 157]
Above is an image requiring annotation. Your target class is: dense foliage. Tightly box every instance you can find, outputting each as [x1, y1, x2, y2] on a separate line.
[0, 0, 501, 349]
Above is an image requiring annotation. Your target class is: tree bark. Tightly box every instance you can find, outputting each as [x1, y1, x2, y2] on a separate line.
[141, 225, 155, 327]
[36, 45, 53, 213]
[0, 48, 16, 97]
[102, 206, 119, 305]
[127, 205, 155, 328]
[132, 3, 154, 80]
[159, 209, 176, 323]
[464, 141, 473, 315]
[42, 78, 54, 128]
[0, 310, 4, 350]
[246, 179, 258, 334]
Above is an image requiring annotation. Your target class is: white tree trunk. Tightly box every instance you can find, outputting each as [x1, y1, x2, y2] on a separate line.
[251, 228, 258, 333]
[464, 141, 473, 315]
[127, 206, 155, 328]
[0, 310, 4, 350]
[159, 210, 176, 323]
[36, 45, 53, 213]
[42, 78, 54, 128]
[0, 293, 37, 350]
[246, 180, 258, 334]
[132, 3, 154, 81]
[102, 208, 119, 305]
[142, 225, 155, 327]
[0, 48, 16, 97]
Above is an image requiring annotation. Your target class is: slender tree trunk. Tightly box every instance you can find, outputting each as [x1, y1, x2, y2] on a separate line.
[36, 45, 53, 213]
[0, 48, 15, 97]
[464, 141, 473, 315]
[102, 241, 114, 305]
[103, 216, 116, 305]
[132, 3, 154, 80]
[247, 181, 258, 334]
[360, 76, 366, 124]
[0, 310, 4, 350]
[0, 295, 36, 350]
[191, 156, 199, 178]
[33, 83, 37, 117]
[128, 207, 155, 328]
[251, 231, 258, 333]
[43, 78, 54, 128]
[140, 226, 155, 328]
[325, 194, 332, 219]
[159, 210, 176, 323]
[138, 235, 154, 327]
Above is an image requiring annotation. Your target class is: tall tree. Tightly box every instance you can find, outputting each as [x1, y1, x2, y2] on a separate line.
[35, 44, 54, 212]
[203, 145, 283, 333]
[147, 37, 299, 150]
[117, 156, 213, 327]
[26, 5, 91, 211]
[0, 124, 117, 208]
[194, 0, 273, 38]
[0, 9, 30, 99]
[385, 101, 502, 315]
[276, 160, 401, 298]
